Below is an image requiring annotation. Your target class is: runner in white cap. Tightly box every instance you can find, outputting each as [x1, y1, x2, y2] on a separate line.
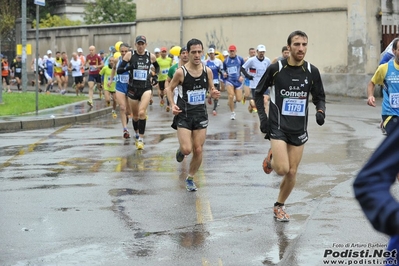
[242, 44, 271, 113]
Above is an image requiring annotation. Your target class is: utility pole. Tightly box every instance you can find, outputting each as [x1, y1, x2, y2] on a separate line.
[21, 0, 28, 92]
[34, 0, 45, 114]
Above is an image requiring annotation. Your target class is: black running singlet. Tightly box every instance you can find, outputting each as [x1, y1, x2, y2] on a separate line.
[129, 51, 152, 90]
[176, 65, 209, 116]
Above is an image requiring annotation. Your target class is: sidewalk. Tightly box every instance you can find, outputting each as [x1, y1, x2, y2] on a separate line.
[0, 88, 112, 133]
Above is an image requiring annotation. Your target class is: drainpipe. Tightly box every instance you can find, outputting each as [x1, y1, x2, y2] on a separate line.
[180, 0, 183, 47]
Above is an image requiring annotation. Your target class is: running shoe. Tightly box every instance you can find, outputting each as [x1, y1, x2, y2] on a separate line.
[230, 112, 236, 120]
[274, 205, 290, 222]
[136, 140, 144, 150]
[252, 107, 258, 113]
[248, 104, 253, 113]
[242, 98, 246, 105]
[185, 177, 198, 192]
[166, 106, 170, 112]
[87, 100, 93, 107]
[176, 149, 185, 163]
[160, 99, 164, 107]
[112, 110, 117, 118]
[61, 89, 66, 95]
[263, 148, 273, 174]
[123, 129, 130, 139]
[134, 134, 140, 146]
[208, 97, 212, 105]
[212, 110, 217, 116]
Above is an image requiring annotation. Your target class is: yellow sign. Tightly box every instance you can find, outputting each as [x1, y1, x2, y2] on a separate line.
[16, 44, 32, 55]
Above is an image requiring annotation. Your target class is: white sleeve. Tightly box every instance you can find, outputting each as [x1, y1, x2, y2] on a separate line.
[242, 58, 251, 70]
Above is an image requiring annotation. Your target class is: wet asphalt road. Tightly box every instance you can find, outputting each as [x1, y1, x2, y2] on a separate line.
[0, 96, 393, 266]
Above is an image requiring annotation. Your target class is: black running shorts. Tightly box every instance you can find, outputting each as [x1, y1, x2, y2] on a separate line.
[176, 114, 208, 131]
[269, 124, 308, 146]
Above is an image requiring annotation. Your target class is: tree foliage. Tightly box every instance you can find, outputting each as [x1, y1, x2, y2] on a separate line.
[32, 13, 81, 28]
[26, 0, 60, 21]
[84, 0, 136, 24]
[0, 0, 20, 35]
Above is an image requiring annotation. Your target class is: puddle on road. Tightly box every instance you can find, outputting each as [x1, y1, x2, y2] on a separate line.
[108, 188, 149, 197]
[175, 227, 208, 248]
[262, 222, 301, 265]
[27, 183, 96, 190]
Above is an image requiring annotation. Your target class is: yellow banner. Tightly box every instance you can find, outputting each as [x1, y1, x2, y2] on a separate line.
[16, 44, 32, 55]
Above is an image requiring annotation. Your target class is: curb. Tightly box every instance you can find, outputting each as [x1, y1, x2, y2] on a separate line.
[0, 106, 112, 133]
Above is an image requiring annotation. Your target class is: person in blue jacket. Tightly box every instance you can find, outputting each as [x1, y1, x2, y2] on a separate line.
[353, 123, 399, 266]
[380, 39, 396, 65]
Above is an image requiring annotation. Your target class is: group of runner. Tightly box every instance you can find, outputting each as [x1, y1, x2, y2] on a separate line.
[151, 42, 290, 120]
[1, 55, 23, 93]
[29, 47, 105, 100]
[4, 34, 328, 225]
[109, 31, 328, 225]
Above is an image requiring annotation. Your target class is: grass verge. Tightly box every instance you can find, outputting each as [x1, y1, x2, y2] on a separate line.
[0, 92, 87, 116]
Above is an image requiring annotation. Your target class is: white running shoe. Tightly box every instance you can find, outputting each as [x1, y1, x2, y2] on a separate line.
[230, 112, 236, 120]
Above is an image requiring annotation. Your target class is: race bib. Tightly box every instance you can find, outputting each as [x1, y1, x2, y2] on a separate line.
[119, 74, 129, 84]
[281, 98, 306, 116]
[107, 76, 117, 82]
[89, 66, 97, 71]
[187, 89, 206, 105]
[15, 68, 22, 73]
[389, 92, 399, 108]
[227, 66, 237, 75]
[161, 68, 169, 75]
[133, 69, 147, 81]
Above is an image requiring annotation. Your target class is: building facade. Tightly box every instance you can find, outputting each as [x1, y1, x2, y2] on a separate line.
[134, 0, 381, 97]
[53, 0, 87, 21]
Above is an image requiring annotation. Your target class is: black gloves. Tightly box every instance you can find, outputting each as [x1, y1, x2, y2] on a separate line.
[151, 75, 158, 86]
[316, 111, 325, 126]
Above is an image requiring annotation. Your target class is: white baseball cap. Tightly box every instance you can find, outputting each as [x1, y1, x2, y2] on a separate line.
[208, 48, 215, 54]
[77, 48, 83, 53]
[257, 44, 266, 52]
[47, 50, 52, 54]
[154, 48, 160, 53]
[222, 50, 229, 56]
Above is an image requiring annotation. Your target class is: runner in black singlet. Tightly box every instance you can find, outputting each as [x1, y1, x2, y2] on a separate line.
[165, 38, 220, 192]
[255, 30, 326, 222]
